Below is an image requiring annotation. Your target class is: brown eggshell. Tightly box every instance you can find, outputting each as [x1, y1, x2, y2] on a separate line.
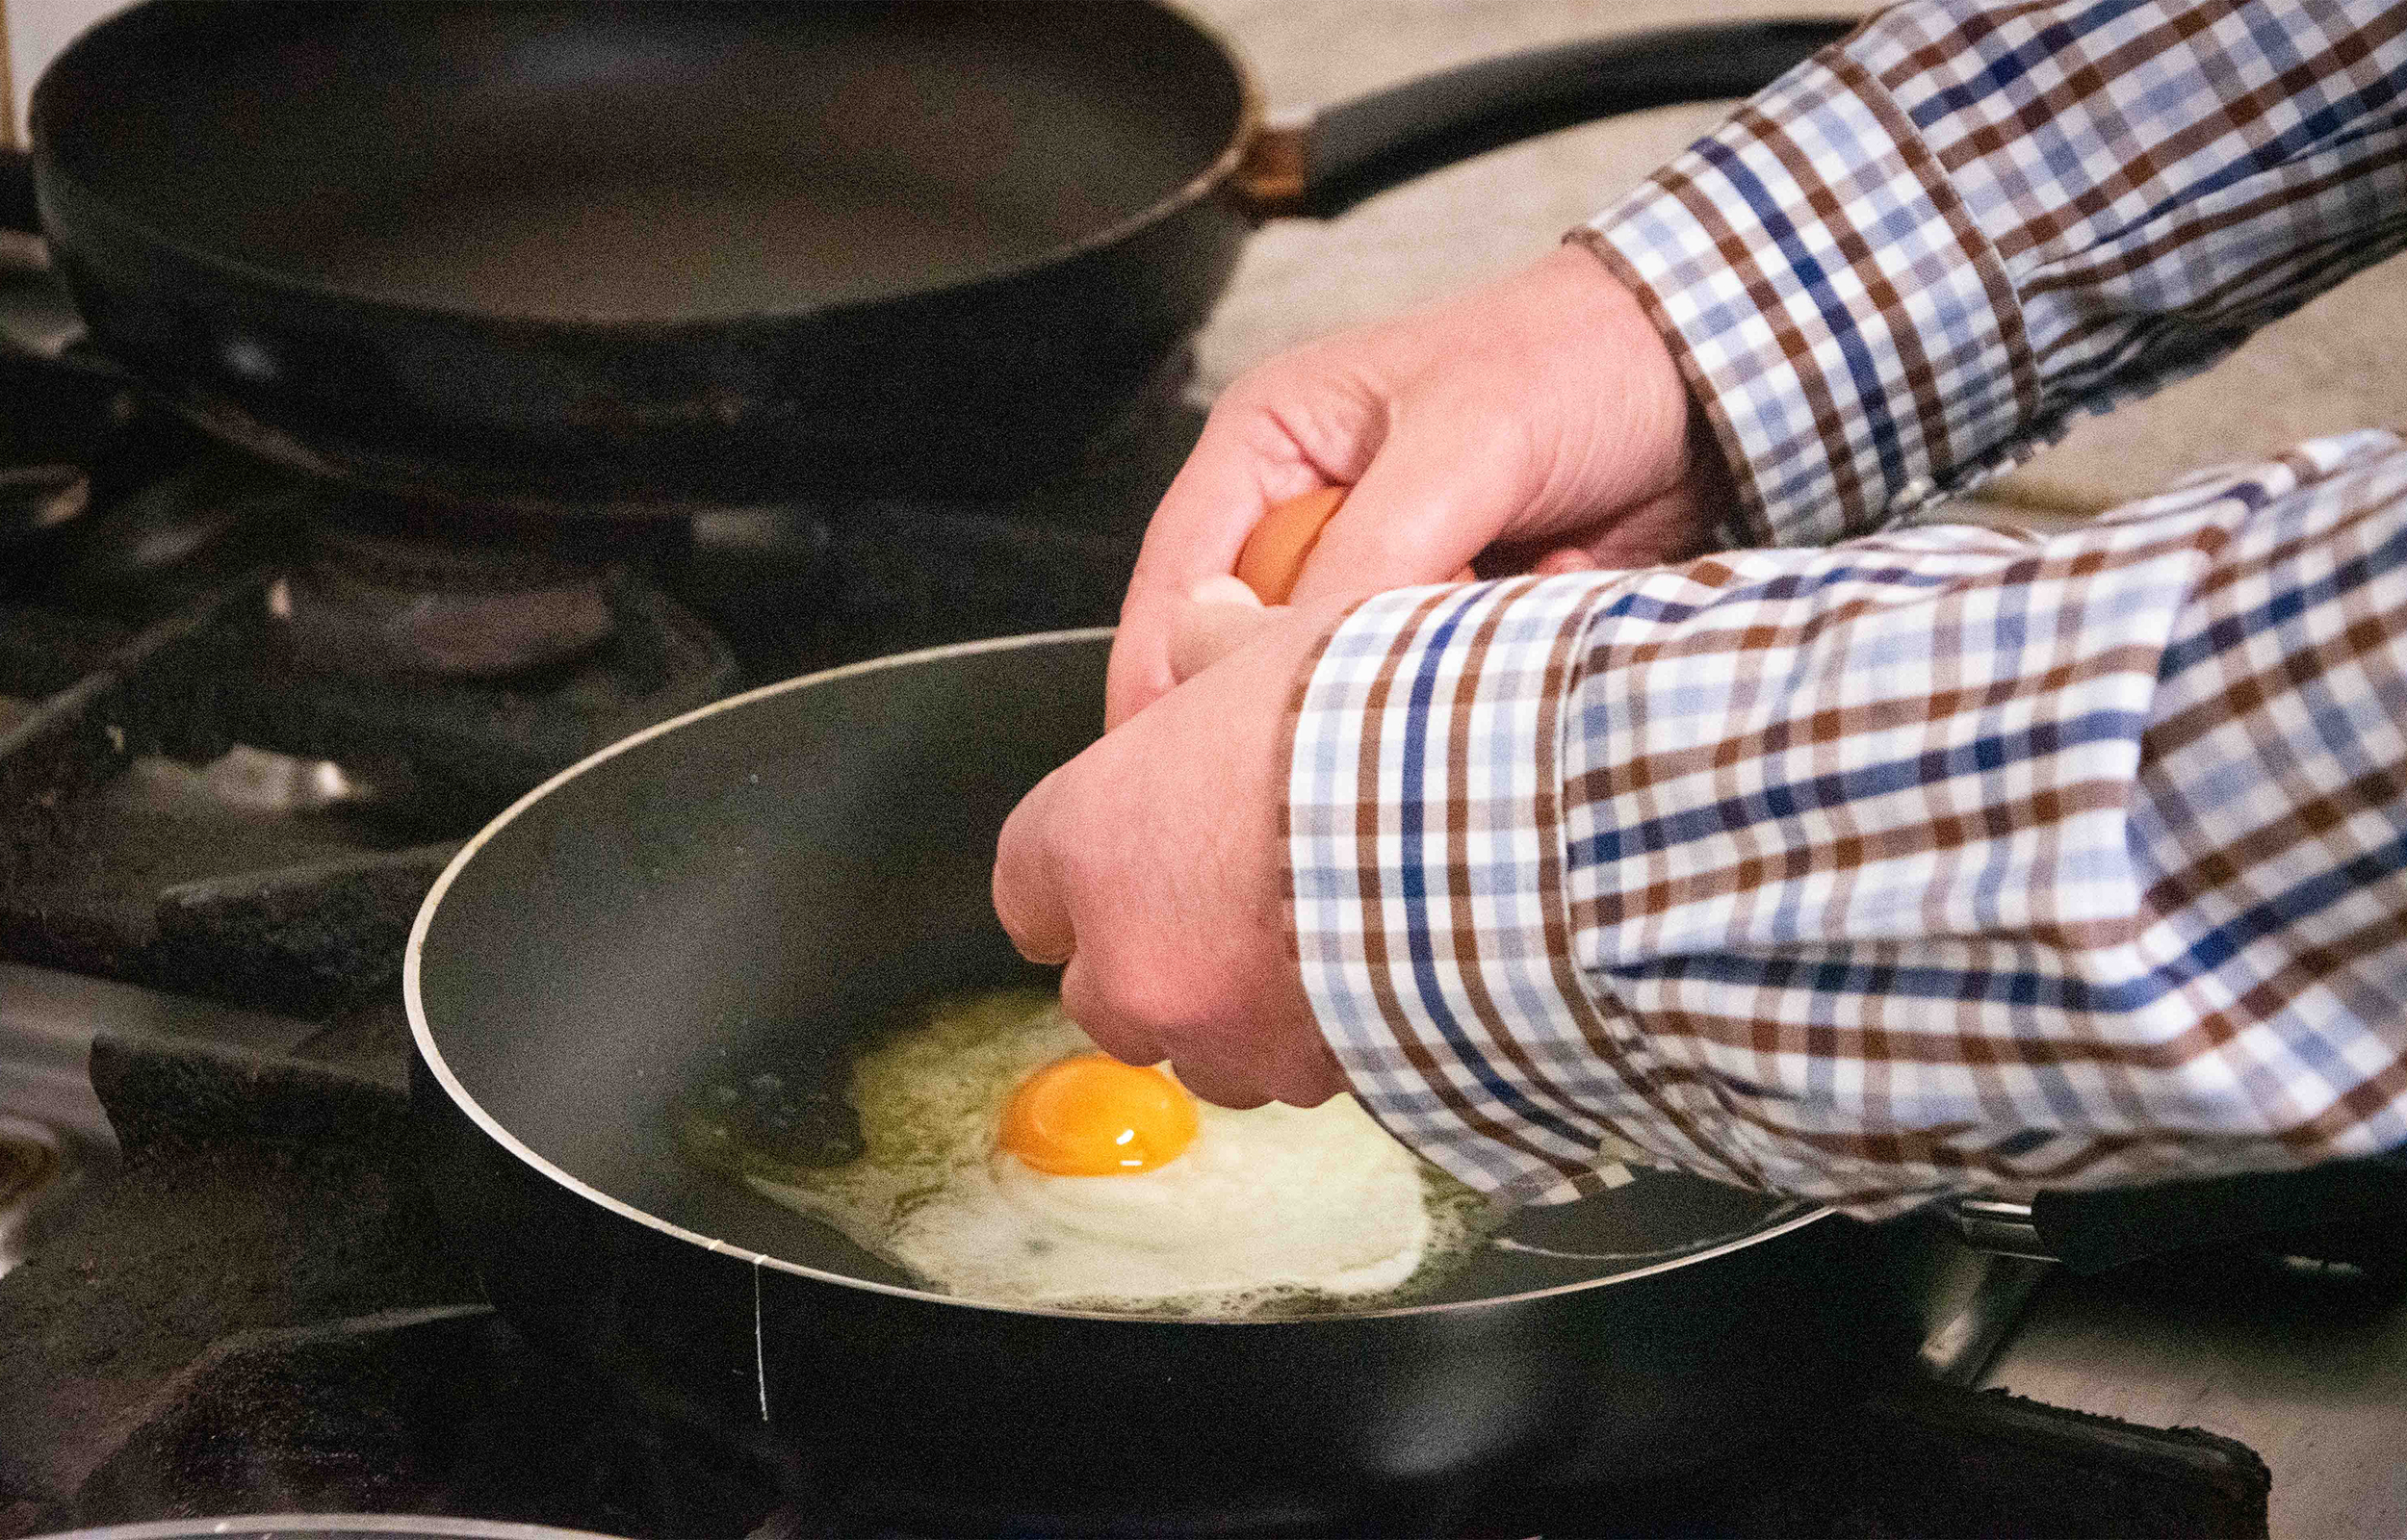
[1234, 486, 1347, 604]
[1233, 484, 1481, 603]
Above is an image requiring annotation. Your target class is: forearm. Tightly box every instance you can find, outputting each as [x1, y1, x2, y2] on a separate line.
[1585, 0, 2407, 550]
[1293, 432, 2407, 1213]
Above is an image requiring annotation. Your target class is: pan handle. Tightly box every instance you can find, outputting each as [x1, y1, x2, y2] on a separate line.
[1229, 18, 1858, 219]
[1942, 1152, 2407, 1275]
[2030, 1152, 2407, 1274]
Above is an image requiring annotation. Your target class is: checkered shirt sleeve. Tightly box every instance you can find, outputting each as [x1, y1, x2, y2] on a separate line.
[1293, 431, 2407, 1212]
[1579, 0, 2407, 551]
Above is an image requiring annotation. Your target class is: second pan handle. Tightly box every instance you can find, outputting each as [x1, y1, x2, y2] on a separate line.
[1231, 19, 1858, 219]
[1941, 1152, 2407, 1274]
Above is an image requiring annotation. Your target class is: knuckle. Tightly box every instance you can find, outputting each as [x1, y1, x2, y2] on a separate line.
[1062, 944, 1188, 1039]
[1215, 357, 1309, 414]
[1057, 964, 1160, 1064]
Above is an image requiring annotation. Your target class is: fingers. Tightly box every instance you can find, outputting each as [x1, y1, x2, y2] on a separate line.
[1531, 546, 1605, 577]
[991, 774, 1076, 966]
[1176, 1015, 1348, 1110]
[1507, 483, 1713, 578]
[1163, 1053, 1274, 1111]
[1109, 246, 1706, 725]
[1105, 410, 1338, 730]
[1574, 479, 1714, 567]
[1285, 411, 1525, 608]
[1058, 951, 1167, 1069]
[1001, 603, 1356, 1113]
[1168, 577, 1278, 685]
[1071, 950, 1342, 1113]
[1287, 1037, 1349, 1109]
[1105, 350, 1393, 730]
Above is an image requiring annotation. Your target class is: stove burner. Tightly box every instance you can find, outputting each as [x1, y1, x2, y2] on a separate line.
[249, 575, 738, 812]
[0, 567, 738, 1015]
[280, 560, 614, 681]
[281, 498, 678, 680]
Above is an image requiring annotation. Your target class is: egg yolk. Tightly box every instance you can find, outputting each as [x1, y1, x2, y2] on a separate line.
[996, 1054, 1199, 1175]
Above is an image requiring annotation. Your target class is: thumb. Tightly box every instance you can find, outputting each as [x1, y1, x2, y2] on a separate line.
[1167, 576, 1281, 686]
[1284, 418, 1532, 608]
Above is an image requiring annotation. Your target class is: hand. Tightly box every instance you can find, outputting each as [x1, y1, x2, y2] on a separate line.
[993, 595, 1349, 1110]
[1106, 242, 1720, 729]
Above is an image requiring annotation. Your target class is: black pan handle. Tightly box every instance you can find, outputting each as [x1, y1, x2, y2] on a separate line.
[2030, 1152, 2407, 1274]
[1231, 19, 1857, 219]
[1945, 1152, 2407, 1274]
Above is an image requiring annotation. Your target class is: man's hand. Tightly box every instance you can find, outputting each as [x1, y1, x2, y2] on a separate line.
[993, 597, 1348, 1110]
[1105, 243, 1715, 730]
[1010, 242, 1720, 1104]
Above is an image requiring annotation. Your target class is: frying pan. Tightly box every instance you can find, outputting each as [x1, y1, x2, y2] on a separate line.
[406, 632, 2407, 1527]
[29, 2, 1855, 514]
[405, 632, 1912, 1528]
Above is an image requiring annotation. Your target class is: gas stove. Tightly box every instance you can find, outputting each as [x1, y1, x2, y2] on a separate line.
[0, 148, 2365, 1540]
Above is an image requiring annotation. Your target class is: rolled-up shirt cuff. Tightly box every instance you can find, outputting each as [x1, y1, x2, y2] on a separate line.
[1286, 577, 1754, 1205]
[1578, 44, 2033, 551]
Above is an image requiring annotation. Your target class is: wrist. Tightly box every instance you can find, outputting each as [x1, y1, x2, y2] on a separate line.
[1550, 234, 1723, 531]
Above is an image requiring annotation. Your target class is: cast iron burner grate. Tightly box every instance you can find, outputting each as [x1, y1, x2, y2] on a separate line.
[0, 343, 1193, 1014]
[0, 567, 738, 1018]
[0, 314, 1190, 1022]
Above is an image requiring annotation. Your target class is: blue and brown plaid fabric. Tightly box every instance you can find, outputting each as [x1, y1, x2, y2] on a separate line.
[1586, 0, 2407, 549]
[1290, 0, 2407, 1212]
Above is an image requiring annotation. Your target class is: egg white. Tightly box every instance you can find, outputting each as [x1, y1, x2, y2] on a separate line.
[745, 988, 1478, 1315]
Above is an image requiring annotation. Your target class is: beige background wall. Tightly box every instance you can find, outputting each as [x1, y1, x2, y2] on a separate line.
[6, 0, 129, 142]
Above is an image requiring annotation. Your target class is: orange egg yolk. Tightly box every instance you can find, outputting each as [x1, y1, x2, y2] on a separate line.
[996, 1053, 1199, 1175]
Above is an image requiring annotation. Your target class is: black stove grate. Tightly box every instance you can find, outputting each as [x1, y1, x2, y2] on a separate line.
[0, 335, 1191, 1021]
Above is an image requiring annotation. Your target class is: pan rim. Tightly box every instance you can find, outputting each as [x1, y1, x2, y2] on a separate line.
[53, 1515, 626, 1540]
[30, 0, 1265, 335]
[404, 628, 1836, 1327]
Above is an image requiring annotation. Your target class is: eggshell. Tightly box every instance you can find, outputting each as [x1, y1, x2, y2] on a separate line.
[1234, 486, 1347, 604]
[1233, 485, 1478, 603]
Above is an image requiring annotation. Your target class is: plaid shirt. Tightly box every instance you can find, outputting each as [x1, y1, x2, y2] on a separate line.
[1289, 0, 2407, 1212]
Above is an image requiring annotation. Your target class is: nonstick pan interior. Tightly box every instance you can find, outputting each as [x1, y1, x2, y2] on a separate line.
[38, 1, 1247, 321]
[408, 633, 1822, 1319]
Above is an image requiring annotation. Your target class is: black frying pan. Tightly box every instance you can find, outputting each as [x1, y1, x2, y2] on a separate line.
[404, 633, 1906, 1529]
[404, 632, 2407, 1528]
[30, 2, 1853, 514]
